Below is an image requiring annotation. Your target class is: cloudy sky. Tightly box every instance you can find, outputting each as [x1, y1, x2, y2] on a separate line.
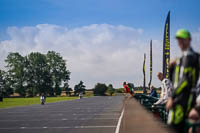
[0, 0, 200, 89]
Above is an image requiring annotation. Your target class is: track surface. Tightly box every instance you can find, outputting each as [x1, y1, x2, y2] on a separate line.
[0, 96, 124, 133]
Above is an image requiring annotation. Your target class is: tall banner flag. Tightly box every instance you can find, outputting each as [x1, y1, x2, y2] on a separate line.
[163, 11, 170, 79]
[143, 53, 146, 93]
[148, 40, 152, 89]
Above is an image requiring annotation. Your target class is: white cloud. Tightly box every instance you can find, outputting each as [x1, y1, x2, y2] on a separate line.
[192, 28, 200, 51]
[0, 24, 200, 89]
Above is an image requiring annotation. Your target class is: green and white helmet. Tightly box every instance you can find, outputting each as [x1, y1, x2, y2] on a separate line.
[176, 29, 191, 39]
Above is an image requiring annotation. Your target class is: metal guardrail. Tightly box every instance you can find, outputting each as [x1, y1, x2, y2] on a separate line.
[133, 94, 200, 133]
[134, 94, 167, 122]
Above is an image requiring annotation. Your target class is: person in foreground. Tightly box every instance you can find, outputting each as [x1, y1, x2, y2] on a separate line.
[166, 29, 199, 133]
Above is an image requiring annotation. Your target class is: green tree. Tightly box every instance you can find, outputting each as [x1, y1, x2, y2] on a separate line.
[4, 51, 70, 97]
[74, 81, 86, 96]
[106, 84, 115, 96]
[64, 83, 72, 96]
[0, 71, 14, 97]
[93, 83, 108, 96]
[27, 52, 52, 96]
[0, 70, 4, 97]
[46, 51, 70, 96]
[115, 88, 124, 93]
[5, 53, 27, 97]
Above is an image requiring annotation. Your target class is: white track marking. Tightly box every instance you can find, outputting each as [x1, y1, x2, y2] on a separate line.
[115, 108, 124, 133]
[0, 118, 118, 122]
[74, 126, 116, 128]
[5, 109, 120, 113]
[72, 113, 118, 116]
[0, 126, 116, 130]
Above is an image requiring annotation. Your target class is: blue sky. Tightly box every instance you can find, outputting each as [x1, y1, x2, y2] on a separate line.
[0, 0, 200, 88]
[1, 0, 200, 38]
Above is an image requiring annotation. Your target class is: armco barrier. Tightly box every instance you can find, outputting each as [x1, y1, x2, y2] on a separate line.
[133, 93, 200, 133]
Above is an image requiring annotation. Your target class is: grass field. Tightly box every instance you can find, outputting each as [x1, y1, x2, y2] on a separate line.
[0, 96, 79, 109]
[0, 90, 159, 109]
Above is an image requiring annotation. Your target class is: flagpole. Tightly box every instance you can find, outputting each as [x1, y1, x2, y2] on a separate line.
[148, 40, 152, 89]
[163, 11, 170, 79]
[143, 53, 146, 94]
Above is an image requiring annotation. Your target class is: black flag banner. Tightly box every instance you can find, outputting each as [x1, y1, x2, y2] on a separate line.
[163, 11, 170, 79]
[143, 53, 146, 93]
[148, 40, 152, 89]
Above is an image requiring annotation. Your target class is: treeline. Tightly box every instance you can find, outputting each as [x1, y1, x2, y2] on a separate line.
[93, 83, 115, 96]
[0, 51, 70, 97]
[103, 86, 162, 94]
[92, 83, 152, 96]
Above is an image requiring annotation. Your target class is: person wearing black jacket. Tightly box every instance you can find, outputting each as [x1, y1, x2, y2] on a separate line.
[166, 29, 199, 133]
[149, 85, 158, 98]
[188, 77, 200, 133]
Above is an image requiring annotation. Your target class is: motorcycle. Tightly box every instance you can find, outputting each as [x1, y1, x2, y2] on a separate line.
[79, 92, 83, 99]
[41, 96, 45, 105]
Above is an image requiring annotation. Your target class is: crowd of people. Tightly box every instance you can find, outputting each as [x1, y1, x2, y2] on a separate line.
[123, 29, 200, 133]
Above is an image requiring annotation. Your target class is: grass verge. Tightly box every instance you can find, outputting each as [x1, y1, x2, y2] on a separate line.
[0, 96, 79, 109]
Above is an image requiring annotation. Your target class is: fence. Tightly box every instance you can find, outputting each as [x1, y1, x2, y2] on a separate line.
[133, 93, 200, 133]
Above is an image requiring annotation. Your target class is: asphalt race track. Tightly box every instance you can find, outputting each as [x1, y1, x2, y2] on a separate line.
[0, 96, 124, 133]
